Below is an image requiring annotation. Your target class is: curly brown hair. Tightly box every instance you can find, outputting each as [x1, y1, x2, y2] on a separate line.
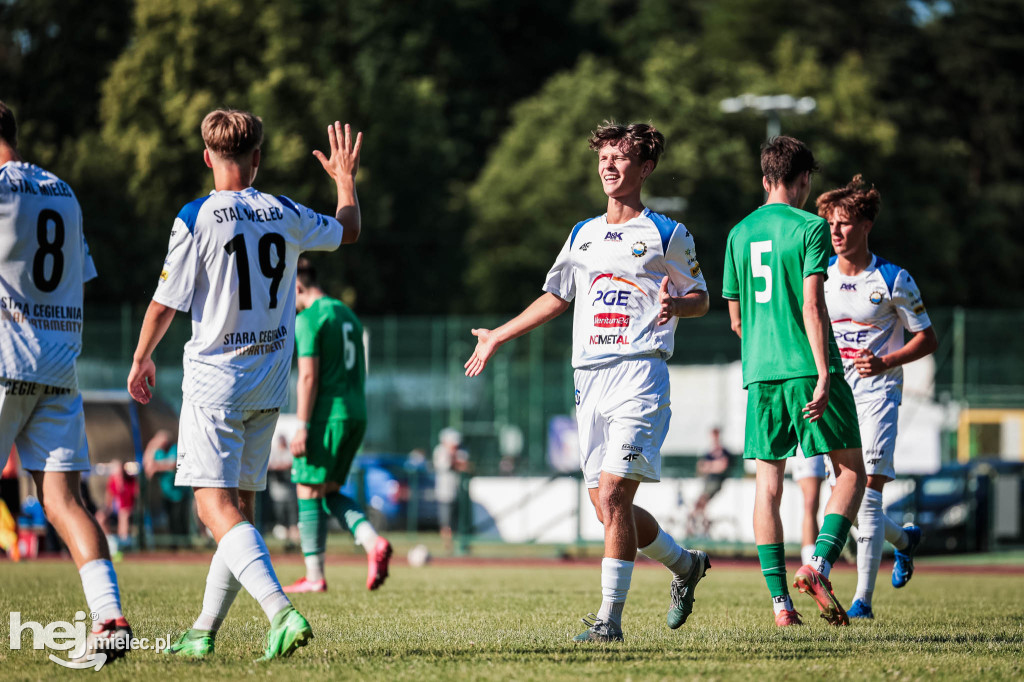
[815, 174, 881, 223]
[201, 109, 263, 159]
[588, 121, 665, 167]
[760, 136, 818, 187]
[0, 100, 17, 149]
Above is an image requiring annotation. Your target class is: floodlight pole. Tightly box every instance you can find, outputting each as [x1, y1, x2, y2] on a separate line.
[720, 94, 816, 197]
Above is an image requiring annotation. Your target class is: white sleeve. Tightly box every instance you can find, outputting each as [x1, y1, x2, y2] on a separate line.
[295, 203, 344, 252]
[152, 219, 198, 312]
[664, 223, 707, 296]
[541, 234, 576, 302]
[81, 227, 97, 283]
[892, 269, 931, 332]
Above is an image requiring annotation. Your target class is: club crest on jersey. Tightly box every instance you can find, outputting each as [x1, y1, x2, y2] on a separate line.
[690, 263, 702, 278]
[631, 241, 647, 257]
[869, 290, 885, 304]
[604, 231, 623, 241]
[840, 283, 857, 291]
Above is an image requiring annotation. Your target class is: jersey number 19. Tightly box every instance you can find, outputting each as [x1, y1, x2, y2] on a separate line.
[224, 233, 286, 310]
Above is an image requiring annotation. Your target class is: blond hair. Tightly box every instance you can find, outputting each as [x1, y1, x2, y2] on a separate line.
[201, 109, 263, 159]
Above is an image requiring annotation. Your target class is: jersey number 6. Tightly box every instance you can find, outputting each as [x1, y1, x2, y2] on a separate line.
[750, 240, 772, 303]
[224, 233, 286, 310]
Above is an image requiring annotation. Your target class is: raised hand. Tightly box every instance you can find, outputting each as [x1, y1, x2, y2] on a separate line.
[313, 121, 362, 182]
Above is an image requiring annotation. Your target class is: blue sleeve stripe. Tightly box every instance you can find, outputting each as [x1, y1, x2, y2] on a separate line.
[278, 195, 300, 216]
[647, 209, 678, 253]
[873, 254, 900, 296]
[176, 195, 212, 235]
[569, 217, 598, 247]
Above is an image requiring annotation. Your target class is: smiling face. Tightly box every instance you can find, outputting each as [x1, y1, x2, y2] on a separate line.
[827, 206, 872, 259]
[597, 142, 654, 200]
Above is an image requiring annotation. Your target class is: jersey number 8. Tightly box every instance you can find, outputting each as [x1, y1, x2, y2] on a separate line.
[32, 209, 65, 293]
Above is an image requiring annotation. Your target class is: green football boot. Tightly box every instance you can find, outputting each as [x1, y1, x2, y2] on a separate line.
[164, 629, 215, 658]
[667, 550, 711, 629]
[261, 606, 313, 660]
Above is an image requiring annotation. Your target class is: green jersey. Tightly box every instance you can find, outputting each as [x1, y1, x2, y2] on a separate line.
[722, 203, 844, 387]
[295, 296, 367, 421]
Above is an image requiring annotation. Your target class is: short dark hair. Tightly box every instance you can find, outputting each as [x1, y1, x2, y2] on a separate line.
[0, 101, 17, 149]
[760, 136, 818, 187]
[296, 257, 318, 288]
[816, 174, 881, 223]
[588, 121, 665, 167]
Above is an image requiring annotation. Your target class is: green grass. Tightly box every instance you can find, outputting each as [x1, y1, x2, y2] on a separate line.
[2, 559, 1022, 681]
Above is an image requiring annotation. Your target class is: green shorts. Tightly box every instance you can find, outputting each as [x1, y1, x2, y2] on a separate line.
[743, 377, 860, 461]
[290, 418, 367, 485]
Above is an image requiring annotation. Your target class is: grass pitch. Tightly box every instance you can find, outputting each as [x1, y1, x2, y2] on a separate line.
[2, 557, 1022, 681]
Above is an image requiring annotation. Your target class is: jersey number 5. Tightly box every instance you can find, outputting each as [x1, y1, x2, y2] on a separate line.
[224, 233, 286, 310]
[342, 322, 357, 370]
[750, 240, 772, 303]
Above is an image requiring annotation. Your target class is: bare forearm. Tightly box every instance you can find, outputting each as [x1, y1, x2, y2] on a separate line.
[133, 301, 176, 361]
[336, 177, 360, 244]
[669, 290, 709, 319]
[727, 300, 742, 338]
[881, 327, 939, 370]
[803, 302, 831, 378]
[492, 293, 569, 346]
[296, 373, 318, 424]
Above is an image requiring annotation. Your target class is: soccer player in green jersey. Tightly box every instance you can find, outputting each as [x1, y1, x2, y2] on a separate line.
[283, 257, 392, 593]
[722, 136, 866, 626]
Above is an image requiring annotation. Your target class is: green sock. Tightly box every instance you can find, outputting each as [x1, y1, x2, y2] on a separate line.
[297, 498, 327, 557]
[757, 543, 789, 598]
[323, 492, 369, 537]
[814, 513, 853, 565]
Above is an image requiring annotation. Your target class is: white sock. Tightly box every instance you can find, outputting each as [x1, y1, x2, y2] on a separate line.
[353, 521, 379, 550]
[854, 489, 885, 606]
[305, 553, 325, 582]
[772, 594, 794, 614]
[217, 522, 291, 622]
[79, 559, 123, 622]
[800, 544, 815, 566]
[193, 552, 241, 631]
[810, 555, 833, 578]
[639, 527, 692, 576]
[884, 516, 909, 550]
[596, 558, 633, 628]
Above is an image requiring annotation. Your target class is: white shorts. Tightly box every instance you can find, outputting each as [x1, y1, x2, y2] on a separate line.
[0, 379, 89, 472]
[175, 400, 280, 491]
[574, 356, 668, 488]
[857, 398, 898, 479]
[790, 448, 827, 481]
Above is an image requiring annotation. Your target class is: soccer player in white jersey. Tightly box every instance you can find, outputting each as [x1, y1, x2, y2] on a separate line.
[466, 122, 711, 642]
[127, 110, 362, 659]
[817, 175, 938, 619]
[0, 101, 132, 661]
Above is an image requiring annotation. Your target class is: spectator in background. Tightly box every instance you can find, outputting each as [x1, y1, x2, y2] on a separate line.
[687, 427, 734, 537]
[144, 430, 192, 548]
[102, 460, 139, 554]
[433, 428, 470, 553]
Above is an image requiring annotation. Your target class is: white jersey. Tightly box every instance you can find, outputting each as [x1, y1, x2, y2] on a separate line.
[0, 161, 96, 389]
[824, 254, 931, 402]
[154, 188, 343, 410]
[543, 208, 707, 369]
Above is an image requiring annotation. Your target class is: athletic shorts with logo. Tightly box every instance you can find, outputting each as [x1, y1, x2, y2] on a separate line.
[574, 356, 668, 488]
[291, 418, 367, 486]
[174, 399, 280, 491]
[853, 398, 898, 479]
[744, 376, 861, 460]
[0, 379, 89, 472]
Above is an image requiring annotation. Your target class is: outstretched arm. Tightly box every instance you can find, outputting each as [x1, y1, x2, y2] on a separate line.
[313, 122, 362, 244]
[464, 293, 569, 377]
[127, 300, 177, 404]
[801, 273, 831, 422]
